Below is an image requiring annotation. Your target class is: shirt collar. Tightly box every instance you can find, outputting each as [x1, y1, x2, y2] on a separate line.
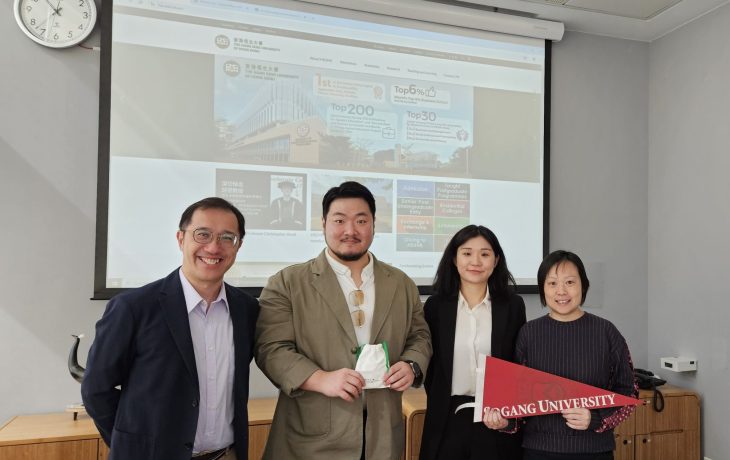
[179, 268, 228, 314]
[457, 288, 491, 311]
[324, 249, 374, 280]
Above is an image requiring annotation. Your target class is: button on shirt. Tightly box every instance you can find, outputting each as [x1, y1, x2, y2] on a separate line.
[451, 290, 492, 396]
[325, 250, 375, 346]
[179, 270, 234, 455]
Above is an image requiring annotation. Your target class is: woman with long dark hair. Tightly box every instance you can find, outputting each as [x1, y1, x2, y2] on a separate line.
[419, 225, 525, 460]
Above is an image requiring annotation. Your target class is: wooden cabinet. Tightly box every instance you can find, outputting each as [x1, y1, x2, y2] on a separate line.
[614, 433, 636, 460]
[615, 385, 700, 460]
[99, 439, 110, 459]
[614, 397, 638, 460]
[0, 413, 106, 460]
[402, 389, 427, 460]
[0, 398, 278, 460]
[247, 398, 276, 460]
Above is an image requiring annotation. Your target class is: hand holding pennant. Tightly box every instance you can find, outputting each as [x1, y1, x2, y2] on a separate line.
[482, 356, 642, 419]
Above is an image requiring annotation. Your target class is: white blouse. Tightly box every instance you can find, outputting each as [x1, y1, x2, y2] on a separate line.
[450, 290, 492, 396]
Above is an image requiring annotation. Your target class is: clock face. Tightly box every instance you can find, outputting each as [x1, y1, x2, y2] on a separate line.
[14, 0, 97, 48]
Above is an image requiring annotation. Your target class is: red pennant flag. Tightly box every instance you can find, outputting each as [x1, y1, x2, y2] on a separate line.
[482, 356, 641, 419]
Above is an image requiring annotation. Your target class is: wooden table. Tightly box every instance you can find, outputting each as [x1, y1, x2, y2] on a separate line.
[0, 398, 279, 460]
[0, 412, 108, 460]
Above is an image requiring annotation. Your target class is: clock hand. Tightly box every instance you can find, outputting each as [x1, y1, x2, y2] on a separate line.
[44, 0, 60, 14]
[42, 7, 55, 39]
[34, 16, 50, 30]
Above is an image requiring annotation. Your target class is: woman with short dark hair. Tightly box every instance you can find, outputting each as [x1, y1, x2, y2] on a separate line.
[487, 250, 637, 460]
[419, 225, 525, 460]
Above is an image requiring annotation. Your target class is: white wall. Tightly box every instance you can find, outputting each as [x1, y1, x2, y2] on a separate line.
[546, 32, 649, 365]
[0, 0, 650, 437]
[0, 4, 103, 420]
[648, 4, 730, 459]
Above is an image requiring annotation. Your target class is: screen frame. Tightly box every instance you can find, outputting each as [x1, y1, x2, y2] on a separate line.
[92, 0, 550, 300]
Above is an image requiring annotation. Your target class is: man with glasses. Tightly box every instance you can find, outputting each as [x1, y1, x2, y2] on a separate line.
[255, 181, 431, 459]
[82, 197, 259, 460]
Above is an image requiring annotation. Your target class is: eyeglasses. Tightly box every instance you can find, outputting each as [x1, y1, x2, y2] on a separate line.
[186, 228, 239, 248]
[349, 289, 365, 328]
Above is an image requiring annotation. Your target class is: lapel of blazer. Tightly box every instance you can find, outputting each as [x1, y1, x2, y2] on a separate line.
[159, 269, 199, 389]
[490, 295, 508, 360]
[311, 251, 358, 345]
[439, 295, 458, 382]
[226, 285, 244, 357]
[370, 256, 397, 343]
[226, 284, 248, 398]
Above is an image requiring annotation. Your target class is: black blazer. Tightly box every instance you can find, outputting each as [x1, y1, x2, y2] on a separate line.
[419, 292, 526, 460]
[81, 269, 259, 460]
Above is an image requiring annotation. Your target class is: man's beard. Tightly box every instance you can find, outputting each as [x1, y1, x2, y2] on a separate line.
[329, 247, 368, 262]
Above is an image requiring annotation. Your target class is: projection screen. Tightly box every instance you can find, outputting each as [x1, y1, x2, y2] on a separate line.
[94, 0, 550, 298]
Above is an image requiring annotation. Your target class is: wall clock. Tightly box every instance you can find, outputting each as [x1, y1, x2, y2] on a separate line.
[14, 0, 97, 48]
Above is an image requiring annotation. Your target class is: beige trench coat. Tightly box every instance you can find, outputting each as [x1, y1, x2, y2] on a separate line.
[255, 250, 431, 460]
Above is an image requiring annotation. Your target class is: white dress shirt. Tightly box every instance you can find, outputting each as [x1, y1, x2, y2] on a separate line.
[451, 290, 492, 396]
[325, 249, 375, 346]
[180, 269, 235, 454]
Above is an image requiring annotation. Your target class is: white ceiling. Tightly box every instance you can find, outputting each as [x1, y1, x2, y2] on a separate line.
[453, 0, 730, 41]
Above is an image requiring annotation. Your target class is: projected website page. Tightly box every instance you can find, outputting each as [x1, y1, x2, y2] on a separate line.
[106, 0, 545, 289]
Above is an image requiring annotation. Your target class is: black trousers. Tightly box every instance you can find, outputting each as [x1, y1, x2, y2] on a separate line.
[524, 449, 613, 460]
[435, 395, 522, 460]
[360, 410, 367, 460]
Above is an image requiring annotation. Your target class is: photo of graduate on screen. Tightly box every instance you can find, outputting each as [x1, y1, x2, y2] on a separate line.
[269, 176, 306, 230]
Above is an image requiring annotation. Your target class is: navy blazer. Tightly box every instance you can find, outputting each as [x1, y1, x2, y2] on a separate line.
[419, 292, 526, 460]
[81, 269, 259, 460]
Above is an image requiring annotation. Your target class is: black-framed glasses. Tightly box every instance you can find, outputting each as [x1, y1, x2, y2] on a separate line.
[186, 228, 239, 248]
[349, 289, 365, 328]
